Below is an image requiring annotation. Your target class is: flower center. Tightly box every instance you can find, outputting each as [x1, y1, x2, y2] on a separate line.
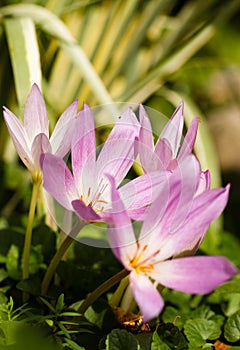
[129, 243, 160, 274]
[80, 180, 109, 214]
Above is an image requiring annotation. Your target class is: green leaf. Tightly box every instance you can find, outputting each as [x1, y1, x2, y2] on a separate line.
[151, 331, 170, 350]
[28, 245, 46, 275]
[106, 329, 139, 350]
[63, 338, 86, 350]
[224, 310, 240, 342]
[157, 323, 188, 349]
[55, 293, 65, 315]
[190, 305, 215, 320]
[184, 319, 221, 347]
[6, 245, 21, 280]
[0, 269, 8, 283]
[161, 306, 188, 329]
[4, 17, 42, 112]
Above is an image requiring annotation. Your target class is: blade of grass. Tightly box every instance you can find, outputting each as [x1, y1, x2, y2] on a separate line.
[4, 17, 42, 115]
[0, 4, 118, 117]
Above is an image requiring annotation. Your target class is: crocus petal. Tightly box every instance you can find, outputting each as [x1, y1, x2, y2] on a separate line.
[195, 170, 210, 196]
[71, 199, 100, 221]
[129, 271, 164, 322]
[178, 116, 198, 161]
[119, 170, 170, 220]
[138, 105, 155, 172]
[3, 107, 33, 171]
[31, 133, 51, 171]
[96, 107, 140, 187]
[50, 100, 78, 157]
[158, 185, 230, 261]
[153, 138, 173, 170]
[41, 153, 77, 210]
[139, 155, 200, 250]
[107, 175, 137, 263]
[151, 256, 237, 294]
[24, 84, 49, 143]
[71, 104, 96, 192]
[159, 102, 184, 158]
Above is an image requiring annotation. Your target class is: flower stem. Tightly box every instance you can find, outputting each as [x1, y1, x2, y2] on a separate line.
[41, 234, 73, 295]
[41, 220, 84, 295]
[78, 269, 129, 314]
[22, 177, 41, 281]
[109, 275, 129, 307]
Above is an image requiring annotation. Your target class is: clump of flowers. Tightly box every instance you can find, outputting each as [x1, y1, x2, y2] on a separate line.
[3, 84, 238, 326]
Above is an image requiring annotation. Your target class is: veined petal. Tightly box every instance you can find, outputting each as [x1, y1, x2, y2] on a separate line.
[139, 155, 200, 250]
[154, 138, 173, 170]
[107, 175, 137, 264]
[195, 170, 210, 196]
[178, 116, 198, 161]
[3, 107, 34, 171]
[160, 102, 184, 158]
[41, 153, 77, 210]
[129, 271, 164, 322]
[158, 185, 230, 260]
[138, 105, 155, 172]
[119, 170, 170, 220]
[31, 133, 51, 171]
[151, 256, 237, 294]
[71, 199, 100, 221]
[96, 107, 140, 187]
[24, 84, 49, 143]
[71, 104, 96, 191]
[50, 100, 78, 157]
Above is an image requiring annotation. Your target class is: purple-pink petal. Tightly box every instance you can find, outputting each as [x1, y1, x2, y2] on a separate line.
[50, 100, 78, 157]
[71, 199, 100, 221]
[151, 256, 237, 294]
[119, 170, 170, 220]
[129, 271, 164, 322]
[71, 104, 96, 190]
[96, 108, 139, 187]
[3, 107, 33, 171]
[107, 175, 137, 263]
[160, 102, 184, 158]
[178, 116, 198, 161]
[41, 153, 77, 210]
[24, 83, 49, 143]
[31, 133, 51, 171]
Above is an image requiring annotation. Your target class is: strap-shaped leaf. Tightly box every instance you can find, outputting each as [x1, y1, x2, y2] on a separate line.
[4, 17, 41, 115]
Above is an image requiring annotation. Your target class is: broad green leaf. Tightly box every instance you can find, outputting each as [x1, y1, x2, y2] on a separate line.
[184, 319, 221, 347]
[106, 329, 139, 350]
[157, 323, 188, 350]
[0, 269, 8, 283]
[4, 17, 41, 114]
[224, 310, 240, 342]
[151, 331, 170, 350]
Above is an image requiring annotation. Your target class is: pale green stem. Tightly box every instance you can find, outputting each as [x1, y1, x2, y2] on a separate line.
[120, 283, 135, 312]
[78, 269, 129, 315]
[109, 275, 129, 307]
[22, 177, 41, 281]
[41, 234, 73, 295]
[41, 220, 84, 295]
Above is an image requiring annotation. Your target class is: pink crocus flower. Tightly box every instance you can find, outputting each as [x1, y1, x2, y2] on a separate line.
[107, 155, 237, 322]
[138, 102, 198, 172]
[3, 84, 78, 179]
[41, 104, 168, 222]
